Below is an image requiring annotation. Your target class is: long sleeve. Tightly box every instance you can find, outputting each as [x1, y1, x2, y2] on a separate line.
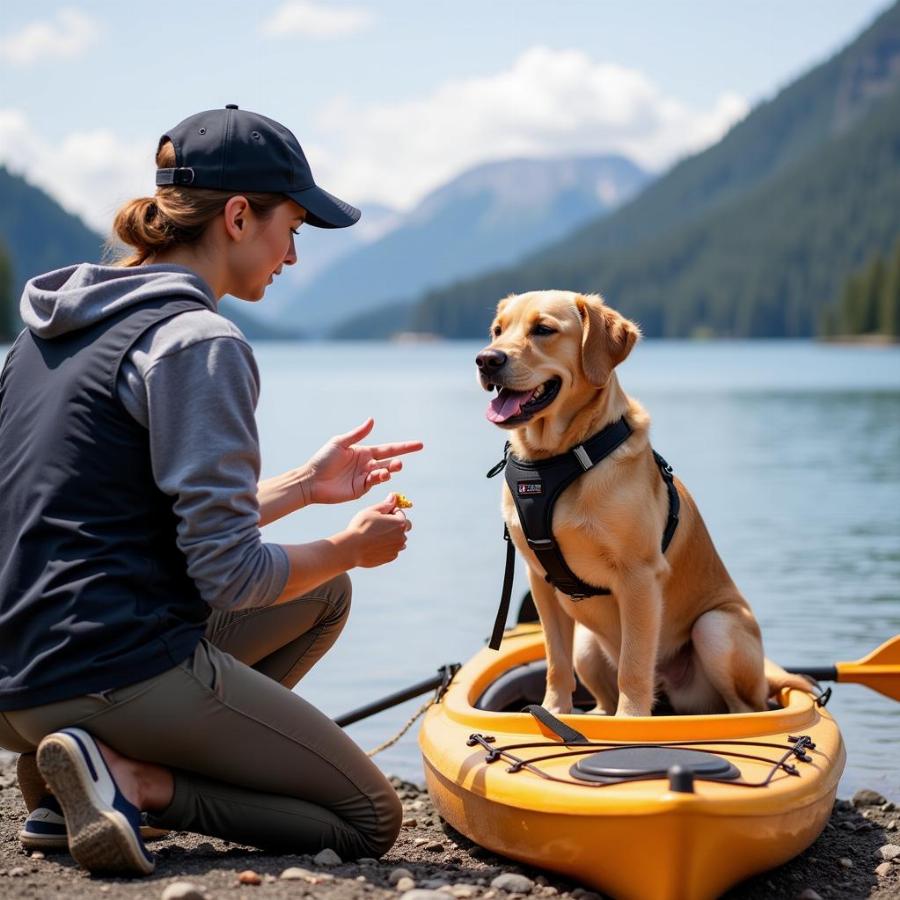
[117, 315, 289, 610]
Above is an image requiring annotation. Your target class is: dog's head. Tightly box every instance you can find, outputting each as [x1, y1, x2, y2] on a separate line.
[476, 291, 640, 429]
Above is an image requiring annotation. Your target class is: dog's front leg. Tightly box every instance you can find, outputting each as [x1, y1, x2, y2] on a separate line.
[615, 573, 663, 717]
[527, 568, 576, 714]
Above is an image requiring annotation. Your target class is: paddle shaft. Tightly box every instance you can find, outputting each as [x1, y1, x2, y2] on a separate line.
[787, 665, 838, 682]
[334, 664, 459, 728]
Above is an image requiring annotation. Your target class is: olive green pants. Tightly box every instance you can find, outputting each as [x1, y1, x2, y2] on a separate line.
[0, 575, 402, 859]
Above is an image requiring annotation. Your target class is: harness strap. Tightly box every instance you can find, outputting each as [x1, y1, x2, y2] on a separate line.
[654, 450, 680, 552]
[524, 704, 589, 744]
[488, 525, 518, 651]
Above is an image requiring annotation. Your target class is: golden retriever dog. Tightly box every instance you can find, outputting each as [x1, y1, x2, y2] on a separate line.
[476, 290, 807, 717]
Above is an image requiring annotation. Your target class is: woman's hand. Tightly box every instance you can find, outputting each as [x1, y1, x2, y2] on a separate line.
[343, 494, 413, 568]
[305, 418, 423, 505]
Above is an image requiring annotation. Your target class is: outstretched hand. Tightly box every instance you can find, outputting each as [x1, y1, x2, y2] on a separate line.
[305, 418, 423, 505]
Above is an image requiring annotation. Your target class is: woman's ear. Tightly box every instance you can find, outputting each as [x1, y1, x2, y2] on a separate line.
[223, 196, 250, 240]
[575, 294, 641, 387]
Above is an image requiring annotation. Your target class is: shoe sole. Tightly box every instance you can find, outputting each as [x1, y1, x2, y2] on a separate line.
[18, 824, 169, 853]
[18, 828, 69, 852]
[36, 734, 154, 876]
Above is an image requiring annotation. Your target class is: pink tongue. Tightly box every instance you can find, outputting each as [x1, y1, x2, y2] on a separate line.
[486, 388, 533, 423]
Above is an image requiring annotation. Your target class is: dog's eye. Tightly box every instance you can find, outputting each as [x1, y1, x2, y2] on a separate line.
[491, 325, 502, 338]
[531, 323, 557, 336]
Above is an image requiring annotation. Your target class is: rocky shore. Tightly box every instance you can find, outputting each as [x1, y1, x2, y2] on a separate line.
[0, 758, 898, 900]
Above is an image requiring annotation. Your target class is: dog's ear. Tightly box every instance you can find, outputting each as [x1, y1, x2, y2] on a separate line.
[575, 294, 641, 387]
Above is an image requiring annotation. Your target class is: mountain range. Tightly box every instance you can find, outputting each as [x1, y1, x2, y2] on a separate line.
[258, 154, 649, 335]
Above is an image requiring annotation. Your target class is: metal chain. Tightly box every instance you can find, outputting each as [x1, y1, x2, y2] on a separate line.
[366, 697, 434, 757]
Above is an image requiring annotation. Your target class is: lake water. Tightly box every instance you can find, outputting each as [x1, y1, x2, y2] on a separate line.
[2, 338, 899, 798]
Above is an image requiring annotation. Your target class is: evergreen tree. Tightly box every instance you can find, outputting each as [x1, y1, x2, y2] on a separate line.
[856, 256, 885, 335]
[0, 240, 14, 342]
[880, 237, 900, 337]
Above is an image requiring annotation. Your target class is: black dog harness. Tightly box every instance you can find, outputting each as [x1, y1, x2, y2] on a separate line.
[486, 417, 680, 650]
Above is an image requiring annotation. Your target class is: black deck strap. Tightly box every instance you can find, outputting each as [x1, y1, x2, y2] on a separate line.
[524, 704, 589, 744]
[488, 525, 517, 650]
[653, 450, 680, 552]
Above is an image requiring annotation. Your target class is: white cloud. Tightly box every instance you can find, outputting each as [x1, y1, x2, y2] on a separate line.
[0, 47, 748, 237]
[0, 8, 101, 66]
[0, 109, 153, 234]
[311, 46, 749, 210]
[260, 1, 374, 39]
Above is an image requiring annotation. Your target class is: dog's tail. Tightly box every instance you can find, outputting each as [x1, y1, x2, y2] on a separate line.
[764, 658, 818, 700]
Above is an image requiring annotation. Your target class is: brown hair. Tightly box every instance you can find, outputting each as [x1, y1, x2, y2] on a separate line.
[107, 140, 287, 266]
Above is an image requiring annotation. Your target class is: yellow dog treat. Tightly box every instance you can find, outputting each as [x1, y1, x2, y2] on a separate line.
[395, 493, 413, 509]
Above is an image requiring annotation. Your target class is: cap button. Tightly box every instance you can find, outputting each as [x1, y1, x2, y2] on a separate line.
[225, 104, 238, 109]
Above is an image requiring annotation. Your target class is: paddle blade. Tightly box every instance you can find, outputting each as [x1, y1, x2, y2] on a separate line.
[836, 635, 900, 701]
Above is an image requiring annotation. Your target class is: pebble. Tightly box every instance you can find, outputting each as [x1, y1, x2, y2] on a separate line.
[400, 891, 454, 900]
[425, 841, 445, 851]
[876, 844, 900, 861]
[314, 848, 343, 866]
[403, 817, 418, 828]
[7, 867, 26, 877]
[161, 883, 206, 900]
[422, 879, 450, 889]
[491, 873, 535, 893]
[237, 870, 262, 885]
[450, 886, 477, 897]
[876, 861, 894, 878]
[838, 857, 853, 869]
[883, 801, 897, 812]
[888, 820, 898, 831]
[29, 851, 44, 860]
[414, 837, 430, 847]
[390, 868, 415, 885]
[852, 788, 887, 807]
[280, 868, 312, 881]
[397, 877, 417, 892]
[358, 858, 379, 865]
[796, 890, 823, 900]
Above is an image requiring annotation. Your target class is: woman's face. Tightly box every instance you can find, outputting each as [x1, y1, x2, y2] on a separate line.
[228, 199, 306, 301]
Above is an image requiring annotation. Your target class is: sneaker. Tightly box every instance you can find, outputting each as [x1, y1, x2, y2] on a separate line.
[18, 795, 170, 853]
[19, 794, 68, 851]
[36, 728, 154, 875]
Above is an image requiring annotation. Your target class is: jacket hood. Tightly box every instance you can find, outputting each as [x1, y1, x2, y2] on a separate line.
[20, 263, 217, 339]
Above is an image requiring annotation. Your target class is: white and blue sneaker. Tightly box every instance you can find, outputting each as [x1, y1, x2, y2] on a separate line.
[36, 728, 154, 875]
[19, 793, 68, 851]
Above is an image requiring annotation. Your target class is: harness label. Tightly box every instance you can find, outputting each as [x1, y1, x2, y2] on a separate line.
[517, 480, 543, 496]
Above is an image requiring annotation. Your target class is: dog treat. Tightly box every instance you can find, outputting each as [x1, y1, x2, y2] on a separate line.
[395, 493, 413, 509]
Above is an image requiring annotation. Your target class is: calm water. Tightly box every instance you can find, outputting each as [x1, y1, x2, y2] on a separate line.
[2, 339, 899, 797]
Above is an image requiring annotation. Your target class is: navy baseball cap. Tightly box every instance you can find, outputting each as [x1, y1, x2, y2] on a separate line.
[155, 104, 360, 229]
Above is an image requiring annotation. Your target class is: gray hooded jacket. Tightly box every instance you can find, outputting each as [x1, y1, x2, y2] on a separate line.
[17, 262, 289, 610]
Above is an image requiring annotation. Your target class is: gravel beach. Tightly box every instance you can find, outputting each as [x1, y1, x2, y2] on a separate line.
[0, 755, 898, 900]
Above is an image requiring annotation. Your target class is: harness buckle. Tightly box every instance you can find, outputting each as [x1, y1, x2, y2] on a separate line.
[572, 445, 592, 471]
[527, 538, 555, 549]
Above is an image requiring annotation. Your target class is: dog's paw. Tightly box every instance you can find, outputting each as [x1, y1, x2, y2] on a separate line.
[541, 694, 573, 716]
[615, 699, 652, 717]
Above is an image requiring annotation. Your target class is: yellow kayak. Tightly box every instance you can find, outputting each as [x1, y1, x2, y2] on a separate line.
[419, 624, 845, 900]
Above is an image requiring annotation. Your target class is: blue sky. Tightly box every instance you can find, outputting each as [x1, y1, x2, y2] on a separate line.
[0, 1, 892, 232]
